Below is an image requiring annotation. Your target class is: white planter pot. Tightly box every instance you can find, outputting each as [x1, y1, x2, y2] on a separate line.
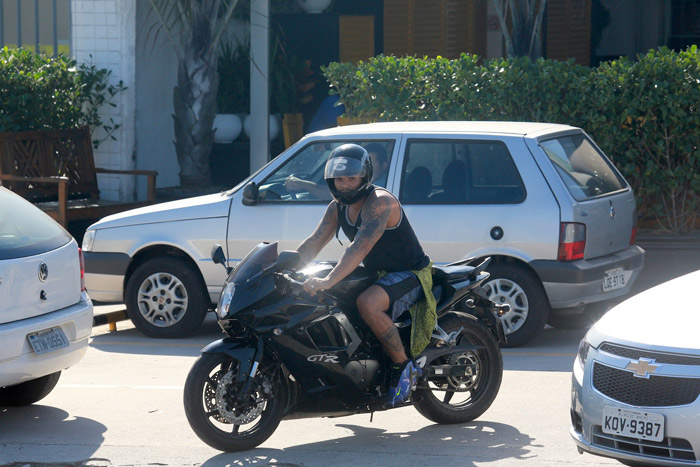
[297, 0, 332, 14]
[213, 114, 242, 143]
[243, 114, 280, 141]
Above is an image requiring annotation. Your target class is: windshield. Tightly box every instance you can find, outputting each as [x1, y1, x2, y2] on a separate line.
[229, 242, 278, 284]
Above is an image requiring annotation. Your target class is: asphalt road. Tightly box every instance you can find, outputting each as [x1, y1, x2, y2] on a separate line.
[0, 309, 620, 467]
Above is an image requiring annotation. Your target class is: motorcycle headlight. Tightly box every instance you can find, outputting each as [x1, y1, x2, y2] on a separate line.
[217, 281, 236, 319]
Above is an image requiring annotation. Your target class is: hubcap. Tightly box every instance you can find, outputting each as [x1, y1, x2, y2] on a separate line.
[136, 272, 188, 327]
[483, 278, 529, 335]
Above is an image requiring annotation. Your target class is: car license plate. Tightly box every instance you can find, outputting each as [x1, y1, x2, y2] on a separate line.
[602, 406, 664, 442]
[27, 327, 69, 355]
[602, 267, 626, 292]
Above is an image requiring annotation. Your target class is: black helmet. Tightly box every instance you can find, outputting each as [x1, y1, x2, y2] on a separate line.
[324, 143, 373, 205]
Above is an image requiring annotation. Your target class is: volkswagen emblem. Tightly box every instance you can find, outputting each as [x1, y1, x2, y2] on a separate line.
[38, 263, 48, 282]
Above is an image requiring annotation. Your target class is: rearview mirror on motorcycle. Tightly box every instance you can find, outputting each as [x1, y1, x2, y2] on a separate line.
[210, 244, 232, 274]
[277, 250, 300, 271]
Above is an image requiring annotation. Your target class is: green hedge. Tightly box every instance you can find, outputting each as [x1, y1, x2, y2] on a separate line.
[323, 47, 700, 232]
[0, 47, 125, 147]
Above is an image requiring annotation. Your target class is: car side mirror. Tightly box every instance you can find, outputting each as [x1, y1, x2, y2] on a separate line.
[242, 181, 258, 206]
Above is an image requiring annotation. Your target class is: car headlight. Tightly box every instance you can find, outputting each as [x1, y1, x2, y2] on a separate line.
[217, 281, 236, 318]
[576, 336, 591, 371]
[82, 229, 96, 252]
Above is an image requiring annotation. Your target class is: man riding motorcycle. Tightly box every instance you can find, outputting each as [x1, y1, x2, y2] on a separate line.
[295, 143, 436, 406]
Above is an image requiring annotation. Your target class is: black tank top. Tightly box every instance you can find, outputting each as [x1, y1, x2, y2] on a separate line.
[337, 187, 430, 272]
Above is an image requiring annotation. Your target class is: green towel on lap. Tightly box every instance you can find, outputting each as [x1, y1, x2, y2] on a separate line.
[378, 262, 436, 357]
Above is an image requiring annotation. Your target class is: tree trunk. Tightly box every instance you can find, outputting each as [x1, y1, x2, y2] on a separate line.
[173, 53, 219, 188]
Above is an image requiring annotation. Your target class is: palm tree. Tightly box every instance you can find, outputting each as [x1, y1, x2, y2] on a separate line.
[148, 0, 239, 188]
[491, 0, 548, 60]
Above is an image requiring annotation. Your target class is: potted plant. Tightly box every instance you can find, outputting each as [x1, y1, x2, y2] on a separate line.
[270, 44, 317, 147]
[214, 41, 250, 143]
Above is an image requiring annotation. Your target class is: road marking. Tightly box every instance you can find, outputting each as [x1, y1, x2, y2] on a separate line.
[502, 352, 576, 357]
[89, 339, 204, 348]
[58, 384, 183, 390]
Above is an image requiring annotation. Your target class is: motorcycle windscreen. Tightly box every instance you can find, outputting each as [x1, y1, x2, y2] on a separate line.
[229, 242, 279, 285]
[224, 242, 279, 316]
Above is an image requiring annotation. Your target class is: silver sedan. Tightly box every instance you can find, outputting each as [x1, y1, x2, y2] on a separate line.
[571, 270, 700, 466]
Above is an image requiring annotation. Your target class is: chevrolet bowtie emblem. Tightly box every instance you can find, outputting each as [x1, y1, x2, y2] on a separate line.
[625, 358, 659, 378]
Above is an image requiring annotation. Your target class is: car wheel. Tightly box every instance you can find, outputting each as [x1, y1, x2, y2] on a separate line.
[125, 257, 208, 338]
[0, 371, 61, 406]
[481, 263, 550, 347]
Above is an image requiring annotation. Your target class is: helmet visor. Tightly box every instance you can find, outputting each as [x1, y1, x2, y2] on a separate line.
[324, 156, 368, 180]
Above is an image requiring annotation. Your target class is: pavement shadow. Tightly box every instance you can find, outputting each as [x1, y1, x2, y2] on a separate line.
[199, 421, 536, 467]
[0, 405, 106, 464]
[88, 315, 223, 358]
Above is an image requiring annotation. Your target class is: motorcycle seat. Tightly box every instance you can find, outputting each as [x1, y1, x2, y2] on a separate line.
[432, 265, 476, 282]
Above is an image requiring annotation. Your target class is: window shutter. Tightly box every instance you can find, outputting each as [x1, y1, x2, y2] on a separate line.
[339, 15, 375, 63]
[384, 0, 486, 58]
[546, 0, 591, 65]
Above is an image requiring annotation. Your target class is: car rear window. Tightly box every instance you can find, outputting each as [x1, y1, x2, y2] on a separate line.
[0, 188, 72, 260]
[539, 134, 626, 201]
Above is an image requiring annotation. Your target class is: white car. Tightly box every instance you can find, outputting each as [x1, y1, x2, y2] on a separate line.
[571, 270, 700, 466]
[0, 186, 93, 406]
[83, 121, 644, 345]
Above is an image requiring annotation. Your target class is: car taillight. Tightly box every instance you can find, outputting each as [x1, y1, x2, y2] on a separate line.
[558, 223, 586, 261]
[630, 226, 637, 246]
[79, 247, 86, 292]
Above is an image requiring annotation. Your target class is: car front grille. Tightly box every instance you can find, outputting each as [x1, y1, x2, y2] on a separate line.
[591, 425, 696, 462]
[592, 362, 700, 407]
[600, 343, 700, 366]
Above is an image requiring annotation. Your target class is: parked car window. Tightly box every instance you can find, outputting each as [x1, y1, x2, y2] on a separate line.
[399, 140, 525, 204]
[0, 187, 71, 260]
[540, 134, 626, 201]
[257, 140, 394, 202]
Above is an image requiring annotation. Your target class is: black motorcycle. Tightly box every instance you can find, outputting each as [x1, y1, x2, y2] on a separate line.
[183, 242, 507, 452]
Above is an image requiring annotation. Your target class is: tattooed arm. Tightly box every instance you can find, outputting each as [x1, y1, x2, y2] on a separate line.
[317, 193, 392, 290]
[296, 201, 338, 266]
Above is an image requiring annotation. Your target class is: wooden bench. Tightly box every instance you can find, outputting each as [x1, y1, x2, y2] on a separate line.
[0, 127, 157, 227]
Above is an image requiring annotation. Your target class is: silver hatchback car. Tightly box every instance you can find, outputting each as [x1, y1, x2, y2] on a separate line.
[0, 186, 93, 406]
[571, 270, 700, 465]
[84, 122, 644, 345]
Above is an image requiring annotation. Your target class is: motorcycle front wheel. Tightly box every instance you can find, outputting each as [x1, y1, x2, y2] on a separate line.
[183, 352, 286, 452]
[413, 313, 503, 424]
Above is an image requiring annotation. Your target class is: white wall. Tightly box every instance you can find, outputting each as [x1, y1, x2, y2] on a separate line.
[71, 0, 137, 201]
[135, 1, 179, 189]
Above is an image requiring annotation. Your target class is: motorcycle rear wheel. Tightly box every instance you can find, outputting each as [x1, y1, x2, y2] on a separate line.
[413, 313, 503, 424]
[183, 352, 286, 452]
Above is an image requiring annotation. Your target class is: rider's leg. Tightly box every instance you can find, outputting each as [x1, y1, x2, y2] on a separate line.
[356, 285, 408, 364]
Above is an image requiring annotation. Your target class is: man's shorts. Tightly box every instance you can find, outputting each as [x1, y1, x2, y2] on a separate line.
[375, 271, 425, 321]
